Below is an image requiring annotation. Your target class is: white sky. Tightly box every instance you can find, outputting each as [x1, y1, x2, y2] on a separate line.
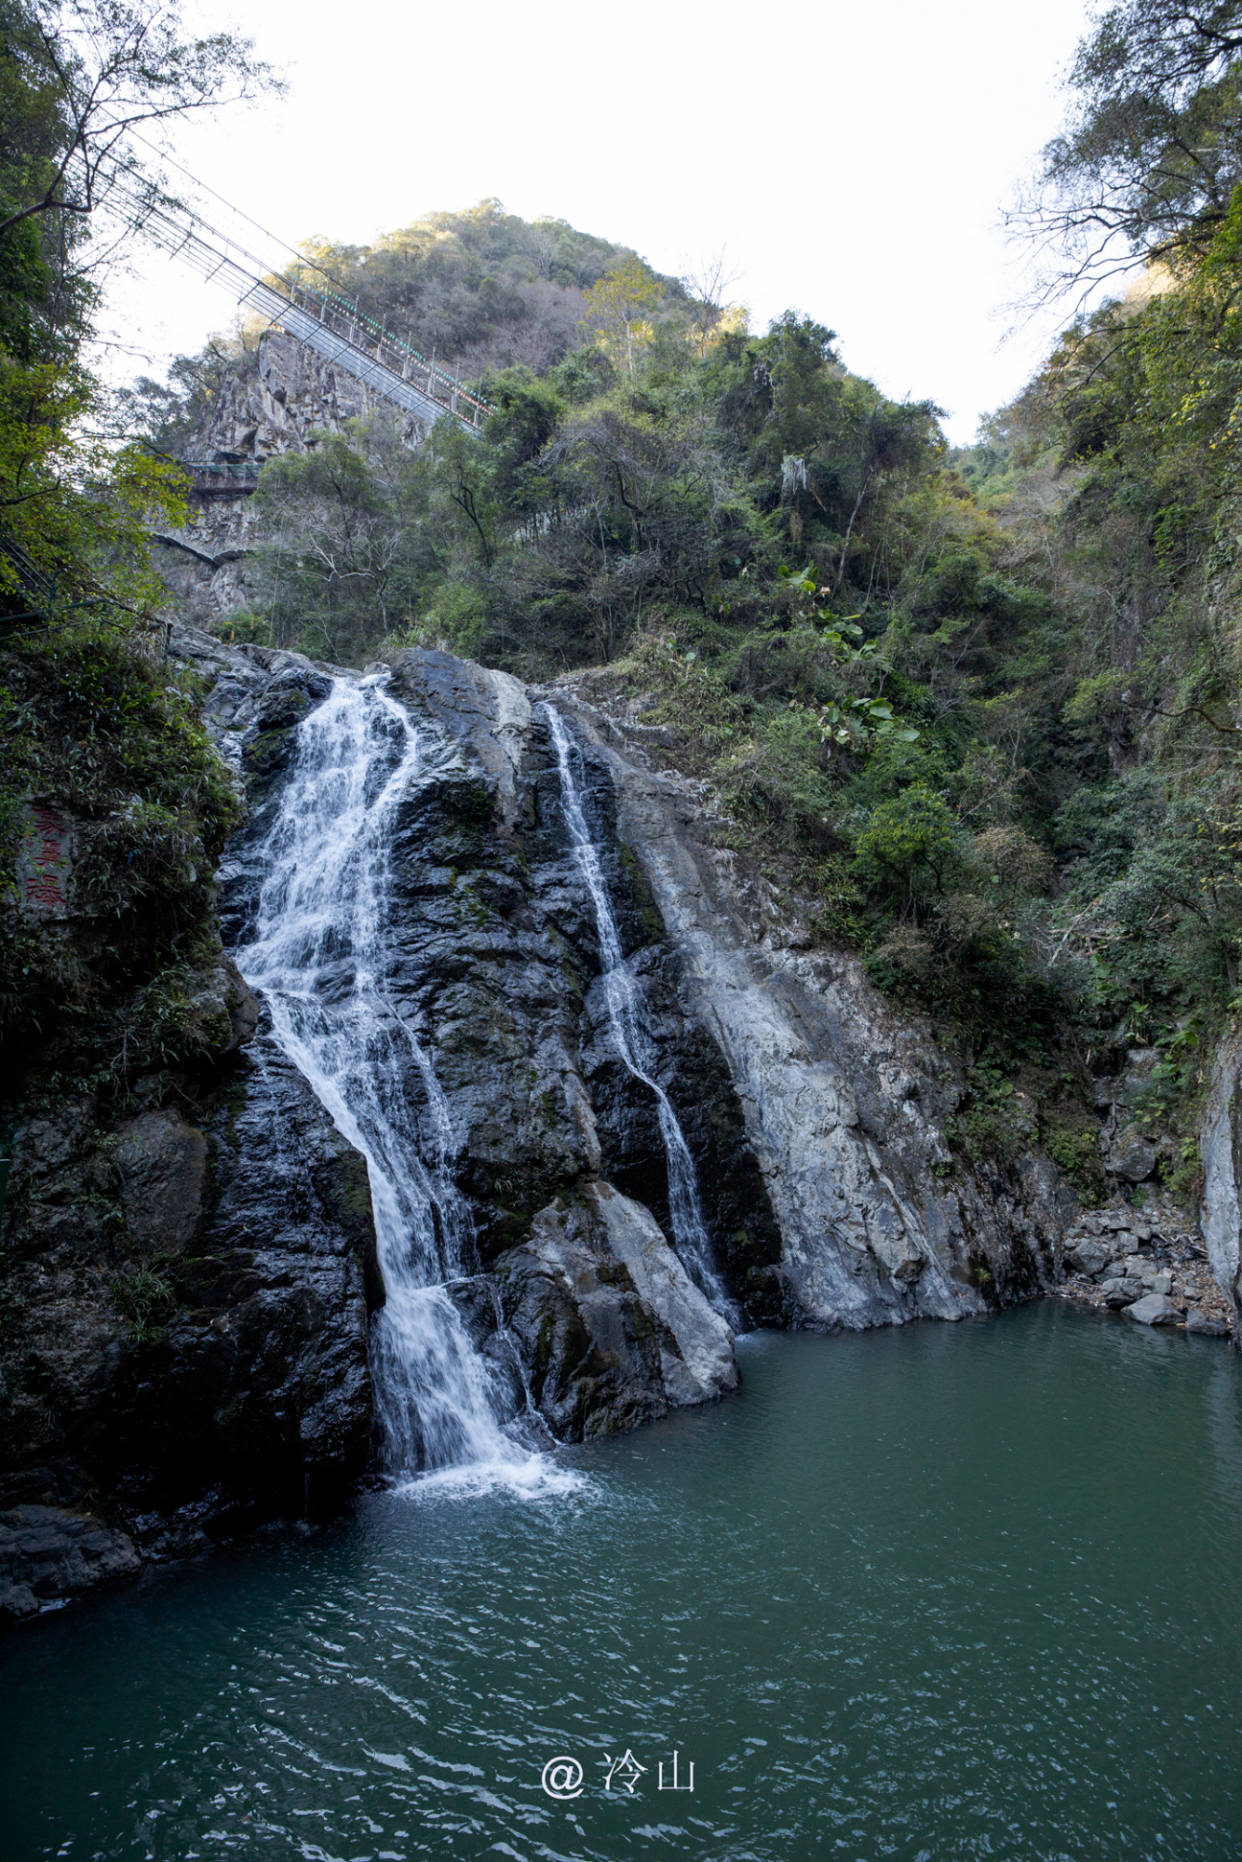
[96, 0, 1098, 444]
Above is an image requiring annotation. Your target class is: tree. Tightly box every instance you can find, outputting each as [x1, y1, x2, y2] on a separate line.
[1014, 0, 1242, 305]
[250, 422, 427, 661]
[681, 251, 744, 359]
[580, 255, 663, 378]
[0, 350, 186, 623]
[854, 783, 961, 913]
[0, 0, 277, 243]
[0, 0, 275, 633]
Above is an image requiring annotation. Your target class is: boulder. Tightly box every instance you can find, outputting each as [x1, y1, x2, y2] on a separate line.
[1109, 1135, 1158, 1183]
[0, 1505, 139, 1622]
[1066, 1237, 1111, 1279]
[1185, 1309, 1230, 1337]
[490, 1183, 736, 1440]
[1124, 1293, 1182, 1327]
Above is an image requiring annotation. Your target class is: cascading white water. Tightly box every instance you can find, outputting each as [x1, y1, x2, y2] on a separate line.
[236, 673, 546, 1485]
[543, 703, 735, 1320]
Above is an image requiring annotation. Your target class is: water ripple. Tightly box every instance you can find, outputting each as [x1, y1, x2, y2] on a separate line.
[5, 1309, 1242, 1859]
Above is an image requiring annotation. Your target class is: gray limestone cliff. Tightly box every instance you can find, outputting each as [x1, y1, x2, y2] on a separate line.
[1201, 1026, 1242, 1330]
[193, 328, 425, 464]
[154, 328, 428, 619]
[565, 695, 1075, 1330]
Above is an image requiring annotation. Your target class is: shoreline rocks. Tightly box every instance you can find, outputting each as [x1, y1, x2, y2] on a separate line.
[0, 1506, 141, 1623]
[1051, 1199, 1233, 1339]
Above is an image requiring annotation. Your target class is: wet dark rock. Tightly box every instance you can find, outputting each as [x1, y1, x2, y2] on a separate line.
[1, 629, 1126, 1616]
[213, 639, 1078, 1358]
[0, 999, 377, 1608]
[350, 650, 783, 1330]
[490, 1183, 735, 1441]
[0, 1505, 140, 1621]
[113, 1108, 208, 1253]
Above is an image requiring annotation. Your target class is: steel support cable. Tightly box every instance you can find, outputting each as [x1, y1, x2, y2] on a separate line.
[116, 122, 348, 302]
[94, 158, 491, 430]
[102, 167, 489, 418]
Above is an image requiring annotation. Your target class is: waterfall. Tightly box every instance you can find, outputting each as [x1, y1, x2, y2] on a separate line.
[235, 673, 552, 1489]
[543, 703, 735, 1321]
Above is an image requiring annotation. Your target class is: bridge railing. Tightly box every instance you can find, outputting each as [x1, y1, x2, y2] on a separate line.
[182, 459, 263, 479]
[281, 276, 491, 428]
[101, 172, 493, 435]
[177, 459, 264, 497]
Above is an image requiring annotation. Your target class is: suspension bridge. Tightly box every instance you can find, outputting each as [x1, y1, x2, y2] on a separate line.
[103, 167, 492, 437]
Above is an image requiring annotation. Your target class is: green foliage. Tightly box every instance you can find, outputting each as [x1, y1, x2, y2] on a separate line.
[0, 619, 242, 1065]
[1041, 1120, 1107, 1205]
[0, 216, 50, 359]
[154, 5, 1242, 1196]
[948, 139, 1242, 1171]
[110, 1264, 174, 1340]
[580, 256, 664, 377]
[0, 0, 276, 255]
[234, 289, 1065, 1069]
[946, 1063, 1027, 1166]
[1018, 0, 1242, 294]
[0, 1, 261, 1101]
[270, 202, 686, 384]
[854, 785, 960, 905]
[0, 1, 275, 642]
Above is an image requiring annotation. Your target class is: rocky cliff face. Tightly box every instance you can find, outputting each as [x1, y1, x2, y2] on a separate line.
[194, 329, 425, 465]
[211, 639, 757, 1442]
[0, 629, 1096, 1621]
[564, 691, 1077, 1329]
[0, 969, 377, 1623]
[154, 328, 428, 619]
[1201, 1027, 1242, 1329]
[208, 634, 1074, 1355]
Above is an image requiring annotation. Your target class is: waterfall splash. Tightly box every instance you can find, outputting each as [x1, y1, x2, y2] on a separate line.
[236, 674, 570, 1495]
[543, 703, 735, 1321]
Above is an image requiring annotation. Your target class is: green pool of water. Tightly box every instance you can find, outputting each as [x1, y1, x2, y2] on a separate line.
[4, 1303, 1242, 1861]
